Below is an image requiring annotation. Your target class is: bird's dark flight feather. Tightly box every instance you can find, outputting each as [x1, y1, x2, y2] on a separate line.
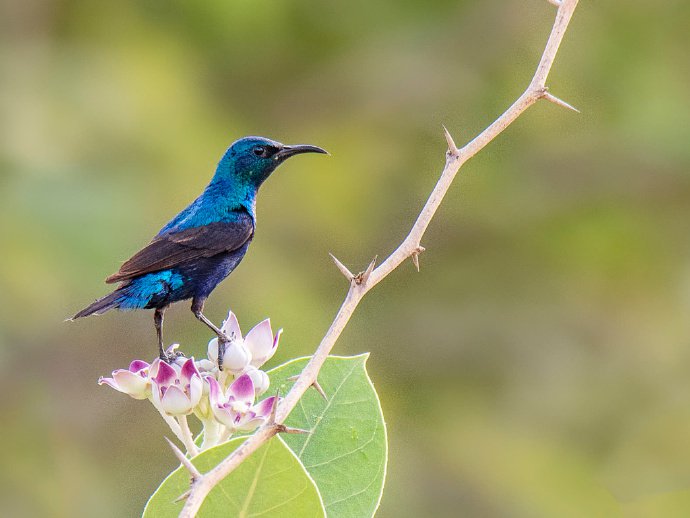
[105, 212, 254, 284]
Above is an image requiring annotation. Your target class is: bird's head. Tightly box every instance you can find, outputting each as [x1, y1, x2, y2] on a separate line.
[216, 136, 328, 189]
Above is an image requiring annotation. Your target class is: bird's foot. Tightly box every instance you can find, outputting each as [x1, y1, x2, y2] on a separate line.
[216, 333, 232, 371]
[159, 352, 186, 364]
[159, 344, 186, 364]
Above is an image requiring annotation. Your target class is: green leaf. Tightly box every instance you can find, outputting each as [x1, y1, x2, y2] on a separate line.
[143, 436, 325, 518]
[268, 354, 388, 517]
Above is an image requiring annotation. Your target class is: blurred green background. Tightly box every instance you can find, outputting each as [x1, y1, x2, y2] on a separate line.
[2, 0, 690, 516]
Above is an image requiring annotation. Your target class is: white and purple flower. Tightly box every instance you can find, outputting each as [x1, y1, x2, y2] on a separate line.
[208, 311, 282, 372]
[98, 359, 152, 400]
[151, 358, 203, 416]
[207, 374, 278, 432]
[98, 308, 282, 453]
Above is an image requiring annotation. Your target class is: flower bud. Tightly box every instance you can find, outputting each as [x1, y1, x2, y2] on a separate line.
[222, 340, 252, 373]
[244, 367, 270, 396]
[195, 359, 217, 375]
[208, 337, 220, 363]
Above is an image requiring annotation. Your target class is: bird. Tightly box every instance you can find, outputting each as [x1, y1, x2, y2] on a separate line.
[71, 136, 328, 364]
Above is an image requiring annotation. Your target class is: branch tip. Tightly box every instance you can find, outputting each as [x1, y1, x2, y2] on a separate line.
[165, 437, 202, 481]
[546, 0, 562, 6]
[329, 253, 354, 281]
[542, 91, 580, 113]
[442, 125, 460, 156]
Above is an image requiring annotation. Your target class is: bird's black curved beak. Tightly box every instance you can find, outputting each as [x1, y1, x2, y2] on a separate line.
[274, 144, 329, 160]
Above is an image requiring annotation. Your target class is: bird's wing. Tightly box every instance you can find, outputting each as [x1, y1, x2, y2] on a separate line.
[105, 214, 254, 284]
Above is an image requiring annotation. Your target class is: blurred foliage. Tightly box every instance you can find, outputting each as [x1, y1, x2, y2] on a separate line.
[1, 0, 690, 516]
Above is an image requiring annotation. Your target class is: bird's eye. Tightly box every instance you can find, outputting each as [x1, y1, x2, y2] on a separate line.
[253, 146, 266, 157]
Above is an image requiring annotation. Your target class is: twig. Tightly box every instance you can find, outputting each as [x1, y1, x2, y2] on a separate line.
[165, 437, 202, 481]
[179, 0, 580, 514]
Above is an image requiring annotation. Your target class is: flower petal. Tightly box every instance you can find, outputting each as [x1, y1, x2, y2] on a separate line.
[180, 358, 200, 383]
[153, 361, 177, 386]
[128, 360, 149, 373]
[244, 367, 270, 395]
[148, 358, 162, 379]
[236, 417, 262, 432]
[211, 405, 238, 430]
[228, 373, 255, 405]
[188, 374, 203, 407]
[273, 328, 283, 350]
[160, 385, 192, 415]
[112, 369, 150, 399]
[206, 376, 223, 406]
[207, 337, 220, 363]
[221, 311, 242, 340]
[253, 396, 278, 418]
[236, 411, 268, 432]
[245, 319, 274, 366]
[98, 376, 120, 390]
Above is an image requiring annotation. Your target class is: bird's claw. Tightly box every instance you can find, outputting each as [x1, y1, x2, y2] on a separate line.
[160, 352, 185, 364]
[216, 333, 232, 371]
[159, 345, 186, 364]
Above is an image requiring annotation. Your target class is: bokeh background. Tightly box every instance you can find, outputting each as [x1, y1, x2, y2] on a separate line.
[2, 0, 690, 516]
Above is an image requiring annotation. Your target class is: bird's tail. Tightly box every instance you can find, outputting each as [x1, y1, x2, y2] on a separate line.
[70, 290, 124, 320]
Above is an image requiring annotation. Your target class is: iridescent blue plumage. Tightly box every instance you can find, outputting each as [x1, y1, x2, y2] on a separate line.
[73, 136, 327, 361]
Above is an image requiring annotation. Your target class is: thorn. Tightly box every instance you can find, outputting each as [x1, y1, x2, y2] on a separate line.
[546, 0, 561, 6]
[165, 437, 202, 481]
[276, 424, 312, 435]
[311, 379, 328, 401]
[174, 490, 191, 503]
[364, 255, 378, 281]
[354, 255, 377, 285]
[411, 245, 425, 272]
[329, 253, 354, 281]
[542, 91, 580, 113]
[442, 125, 460, 157]
[286, 375, 328, 401]
[267, 389, 280, 425]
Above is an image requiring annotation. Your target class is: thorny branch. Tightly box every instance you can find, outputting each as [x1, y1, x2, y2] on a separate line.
[179, 0, 580, 514]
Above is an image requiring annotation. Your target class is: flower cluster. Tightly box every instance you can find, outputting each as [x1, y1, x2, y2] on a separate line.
[99, 311, 281, 453]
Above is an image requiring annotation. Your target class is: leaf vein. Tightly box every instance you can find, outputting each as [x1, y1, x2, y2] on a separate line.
[297, 361, 359, 457]
[324, 446, 385, 510]
[238, 439, 272, 517]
